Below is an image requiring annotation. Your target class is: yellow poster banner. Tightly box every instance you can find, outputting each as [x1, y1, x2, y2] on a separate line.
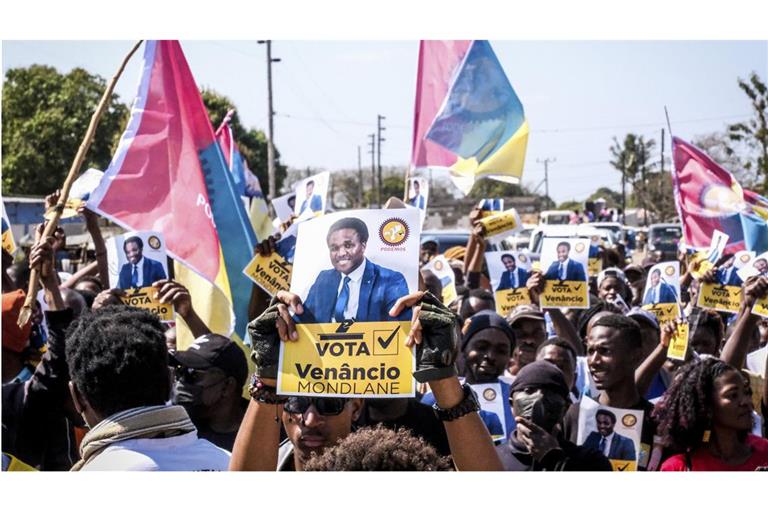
[610, 460, 638, 472]
[697, 283, 741, 314]
[588, 258, 602, 277]
[495, 288, 531, 315]
[666, 322, 689, 361]
[243, 252, 292, 296]
[753, 297, 768, 319]
[2, 229, 16, 255]
[120, 286, 174, 322]
[278, 320, 415, 397]
[478, 208, 521, 239]
[540, 281, 589, 309]
[642, 303, 680, 324]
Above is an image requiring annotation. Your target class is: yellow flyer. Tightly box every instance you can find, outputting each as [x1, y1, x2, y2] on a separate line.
[753, 297, 768, 319]
[478, 208, 522, 240]
[278, 321, 415, 397]
[120, 286, 174, 322]
[641, 303, 681, 324]
[540, 281, 589, 309]
[588, 258, 602, 277]
[243, 252, 292, 296]
[495, 289, 531, 315]
[696, 282, 741, 314]
[666, 322, 689, 361]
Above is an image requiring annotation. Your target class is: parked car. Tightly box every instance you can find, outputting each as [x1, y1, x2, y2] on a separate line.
[647, 223, 683, 262]
[421, 229, 512, 254]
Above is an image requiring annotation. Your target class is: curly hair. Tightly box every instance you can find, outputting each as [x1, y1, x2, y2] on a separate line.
[65, 305, 171, 417]
[652, 358, 741, 453]
[303, 425, 453, 471]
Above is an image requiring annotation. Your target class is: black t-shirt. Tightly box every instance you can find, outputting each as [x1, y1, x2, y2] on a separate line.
[355, 399, 451, 456]
[562, 396, 657, 470]
[194, 398, 249, 452]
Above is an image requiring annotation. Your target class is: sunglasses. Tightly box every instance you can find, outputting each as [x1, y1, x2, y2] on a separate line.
[284, 397, 349, 416]
[174, 366, 222, 383]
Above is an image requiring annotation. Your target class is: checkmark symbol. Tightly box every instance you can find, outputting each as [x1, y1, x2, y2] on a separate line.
[377, 325, 400, 350]
[573, 284, 582, 291]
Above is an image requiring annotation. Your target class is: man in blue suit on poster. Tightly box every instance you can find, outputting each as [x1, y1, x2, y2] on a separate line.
[642, 268, 678, 305]
[407, 179, 426, 210]
[544, 241, 587, 282]
[583, 409, 636, 461]
[117, 236, 167, 289]
[300, 217, 411, 323]
[716, 256, 743, 287]
[496, 254, 529, 291]
[298, 179, 323, 216]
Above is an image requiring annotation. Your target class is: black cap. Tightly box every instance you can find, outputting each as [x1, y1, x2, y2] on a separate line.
[509, 360, 569, 399]
[171, 334, 248, 387]
[461, 310, 516, 353]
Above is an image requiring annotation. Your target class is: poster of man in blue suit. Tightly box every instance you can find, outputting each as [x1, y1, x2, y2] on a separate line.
[110, 232, 168, 289]
[543, 240, 587, 282]
[582, 409, 637, 462]
[292, 211, 419, 324]
[495, 253, 530, 291]
[642, 267, 679, 305]
[294, 171, 330, 221]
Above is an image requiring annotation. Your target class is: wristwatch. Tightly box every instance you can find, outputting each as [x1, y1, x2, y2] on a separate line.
[248, 374, 288, 405]
[432, 383, 480, 421]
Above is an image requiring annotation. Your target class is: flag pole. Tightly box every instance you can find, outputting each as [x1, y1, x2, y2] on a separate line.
[18, 40, 144, 327]
[664, 106, 673, 136]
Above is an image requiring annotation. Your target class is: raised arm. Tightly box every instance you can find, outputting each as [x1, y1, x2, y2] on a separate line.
[635, 321, 674, 397]
[81, 207, 109, 287]
[720, 276, 767, 368]
[152, 279, 211, 339]
[526, 271, 584, 356]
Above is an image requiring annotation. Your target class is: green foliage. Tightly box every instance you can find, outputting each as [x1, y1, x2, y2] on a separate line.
[201, 88, 286, 194]
[727, 72, 768, 192]
[2, 65, 129, 195]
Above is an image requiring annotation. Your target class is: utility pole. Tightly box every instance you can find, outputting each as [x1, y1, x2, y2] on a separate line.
[357, 145, 363, 207]
[536, 158, 556, 209]
[258, 40, 281, 199]
[368, 133, 376, 207]
[377, 115, 386, 207]
[639, 142, 646, 225]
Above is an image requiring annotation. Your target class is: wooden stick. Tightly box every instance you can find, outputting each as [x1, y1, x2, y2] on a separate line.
[18, 40, 144, 327]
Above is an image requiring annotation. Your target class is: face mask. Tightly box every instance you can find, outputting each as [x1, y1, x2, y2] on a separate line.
[173, 380, 205, 407]
[512, 388, 567, 433]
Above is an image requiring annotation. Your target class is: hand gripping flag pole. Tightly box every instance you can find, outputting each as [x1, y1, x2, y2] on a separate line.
[17, 40, 144, 328]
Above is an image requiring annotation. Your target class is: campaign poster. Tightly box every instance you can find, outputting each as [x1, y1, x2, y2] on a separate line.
[272, 191, 297, 224]
[588, 234, 602, 277]
[576, 395, 645, 472]
[293, 171, 330, 222]
[539, 238, 590, 309]
[106, 231, 173, 322]
[689, 230, 728, 280]
[641, 261, 681, 323]
[746, 346, 768, 377]
[477, 198, 504, 218]
[486, 250, 532, 315]
[478, 207, 522, 242]
[422, 254, 457, 305]
[405, 177, 429, 226]
[243, 222, 297, 296]
[470, 382, 508, 441]
[736, 250, 768, 318]
[666, 322, 690, 361]
[278, 209, 420, 398]
[43, 168, 104, 221]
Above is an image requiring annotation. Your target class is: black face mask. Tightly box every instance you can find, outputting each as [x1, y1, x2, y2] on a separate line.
[173, 380, 204, 407]
[511, 389, 567, 433]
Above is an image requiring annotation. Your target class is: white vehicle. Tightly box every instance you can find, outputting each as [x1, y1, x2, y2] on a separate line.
[527, 224, 617, 262]
[539, 210, 572, 225]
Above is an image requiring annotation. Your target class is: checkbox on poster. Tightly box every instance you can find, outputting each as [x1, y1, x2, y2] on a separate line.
[374, 326, 400, 356]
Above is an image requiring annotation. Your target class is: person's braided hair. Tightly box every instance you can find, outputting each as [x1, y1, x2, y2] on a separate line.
[65, 305, 171, 417]
[652, 357, 741, 453]
[303, 425, 453, 471]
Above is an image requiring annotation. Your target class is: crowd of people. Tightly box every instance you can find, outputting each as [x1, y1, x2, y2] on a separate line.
[2, 193, 767, 472]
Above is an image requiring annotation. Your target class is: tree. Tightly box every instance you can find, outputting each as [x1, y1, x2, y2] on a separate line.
[2, 65, 129, 195]
[201, 89, 287, 195]
[727, 72, 768, 193]
[693, 131, 751, 185]
[609, 133, 656, 211]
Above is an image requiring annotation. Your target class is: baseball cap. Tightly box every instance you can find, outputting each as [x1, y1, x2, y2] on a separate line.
[461, 310, 516, 353]
[627, 307, 660, 331]
[2, 290, 31, 353]
[171, 334, 248, 387]
[622, 264, 645, 282]
[506, 304, 545, 327]
[597, 267, 627, 289]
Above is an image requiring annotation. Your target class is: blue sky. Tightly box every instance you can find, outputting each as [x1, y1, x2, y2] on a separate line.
[3, 40, 766, 203]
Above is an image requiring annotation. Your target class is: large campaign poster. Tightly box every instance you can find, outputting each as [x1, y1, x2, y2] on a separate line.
[106, 231, 173, 322]
[486, 250, 532, 315]
[539, 237, 590, 309]
[576, 395, 645, 471]
[278, 209, 420, 397]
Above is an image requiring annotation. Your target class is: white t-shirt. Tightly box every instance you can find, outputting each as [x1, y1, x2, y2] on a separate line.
[81, 432, 230, 471]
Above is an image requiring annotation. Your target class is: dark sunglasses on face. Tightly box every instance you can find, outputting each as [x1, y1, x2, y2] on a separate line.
[174, 366, 219, 383]
[284, 397, 349, 416]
